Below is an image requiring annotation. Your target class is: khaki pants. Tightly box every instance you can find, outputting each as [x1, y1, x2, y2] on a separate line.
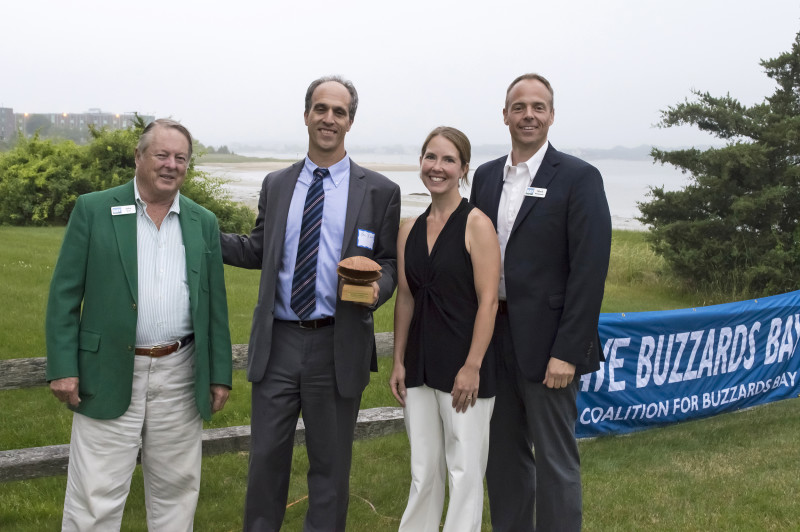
[62, 344, 202, 532]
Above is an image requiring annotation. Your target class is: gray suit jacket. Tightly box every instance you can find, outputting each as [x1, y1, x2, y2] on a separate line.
[221, 159, 401, 397]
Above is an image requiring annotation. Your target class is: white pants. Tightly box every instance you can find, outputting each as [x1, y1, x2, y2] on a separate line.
[399, 385, 495, 532]
[62, 344, 202, 532]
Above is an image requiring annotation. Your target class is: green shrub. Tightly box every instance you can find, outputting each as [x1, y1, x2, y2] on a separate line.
[0, 119, 255, 233]
[0, 135, 90, 225]
[181, 167, 256, 234]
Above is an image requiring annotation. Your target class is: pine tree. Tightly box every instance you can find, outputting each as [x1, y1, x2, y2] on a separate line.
[639, 31, 800, 295]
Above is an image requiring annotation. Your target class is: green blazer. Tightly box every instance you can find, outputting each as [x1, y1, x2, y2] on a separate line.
[45, 180, 232, 421]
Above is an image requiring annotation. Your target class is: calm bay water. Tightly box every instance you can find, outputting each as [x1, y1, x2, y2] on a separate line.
[200, 154, 690, 230]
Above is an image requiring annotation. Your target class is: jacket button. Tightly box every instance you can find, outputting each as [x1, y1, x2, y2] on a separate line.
[132, 303, 137, 310]
[127, 345, 133, 351]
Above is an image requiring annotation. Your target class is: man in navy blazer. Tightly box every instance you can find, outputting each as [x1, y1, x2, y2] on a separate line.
[469, 73, 611, 531]
[221, 76, 400, 531]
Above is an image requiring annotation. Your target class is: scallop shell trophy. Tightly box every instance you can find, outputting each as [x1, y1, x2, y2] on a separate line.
[337, 256, 382, 283]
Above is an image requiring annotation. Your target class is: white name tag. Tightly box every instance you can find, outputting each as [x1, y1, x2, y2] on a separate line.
[111, 205, 136, 215]
[525, 187, 547, 198]
[357, 229, 375, 250]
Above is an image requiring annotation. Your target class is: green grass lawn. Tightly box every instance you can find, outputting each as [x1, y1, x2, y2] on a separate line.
[1, 226, 798, 530]
[0, 227, 700, 361]
[0, 226, 391, 360]
[4, 390, 798, 531]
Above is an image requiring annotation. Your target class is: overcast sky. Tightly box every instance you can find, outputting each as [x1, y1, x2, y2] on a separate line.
[3, 0, 799, 151]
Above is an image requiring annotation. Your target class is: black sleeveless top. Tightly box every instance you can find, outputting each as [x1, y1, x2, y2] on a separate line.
[402, 198, 495, 397]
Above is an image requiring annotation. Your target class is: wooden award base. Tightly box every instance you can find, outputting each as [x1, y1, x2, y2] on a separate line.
[341, 283, 374, 303]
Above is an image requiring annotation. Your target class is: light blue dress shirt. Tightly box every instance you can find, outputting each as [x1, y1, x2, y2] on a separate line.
[274, 156, 350, 320]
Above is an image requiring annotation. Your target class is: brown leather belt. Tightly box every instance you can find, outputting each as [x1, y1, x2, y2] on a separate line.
[276, 316, 335, 329]
[135, 334, 194, 357]
[497, 300, 509, 315]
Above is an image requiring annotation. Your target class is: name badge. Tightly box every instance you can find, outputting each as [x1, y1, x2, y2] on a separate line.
[111, 205, 136, 215]
[357, 229, 375, 250]
[525, 187, 547, 198]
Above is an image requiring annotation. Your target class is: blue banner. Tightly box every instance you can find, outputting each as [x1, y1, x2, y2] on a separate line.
[577, 290, 800, 438]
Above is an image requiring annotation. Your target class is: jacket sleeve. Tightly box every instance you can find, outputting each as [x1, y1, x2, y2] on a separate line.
[45, 196, 91, 381]
[551, 165, 611, 365]
[219, 175, 268, 269]
[373, 183, 401, 309]
[207, 214, 233, 388]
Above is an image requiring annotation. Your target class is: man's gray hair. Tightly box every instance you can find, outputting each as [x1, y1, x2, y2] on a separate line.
[304, 75, 359, 121]
[137, 118, 193, 158]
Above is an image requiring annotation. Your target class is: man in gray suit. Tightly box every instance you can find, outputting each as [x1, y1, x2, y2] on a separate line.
[221, 75, 401, 531]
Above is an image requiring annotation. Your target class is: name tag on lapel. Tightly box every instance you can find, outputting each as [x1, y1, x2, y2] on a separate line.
[111, 205, 136, 215]
[357, 229, 375, 250]
[525, 187, 547, 198]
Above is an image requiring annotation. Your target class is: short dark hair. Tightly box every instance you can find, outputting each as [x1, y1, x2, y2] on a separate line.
[304, 75, 359, 121]
[137, 118, 193, 158]
[505, 73, 554, 110]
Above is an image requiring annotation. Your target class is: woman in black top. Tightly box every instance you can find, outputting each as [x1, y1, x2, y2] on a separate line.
[391, 126, 500, 532]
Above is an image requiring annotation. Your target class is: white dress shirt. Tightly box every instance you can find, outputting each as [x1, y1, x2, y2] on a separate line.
[497, 141, 549, 300]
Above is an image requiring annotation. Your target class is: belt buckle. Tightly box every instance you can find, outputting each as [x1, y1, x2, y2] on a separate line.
[298, 320, 314, 330]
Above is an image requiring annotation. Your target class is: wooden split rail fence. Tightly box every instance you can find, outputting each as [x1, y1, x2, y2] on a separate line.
[0, 333, 402, 482]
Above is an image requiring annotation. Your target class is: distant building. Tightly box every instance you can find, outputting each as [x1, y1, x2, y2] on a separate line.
[0, 107, 154, 141]
[0, 107, 15, 141]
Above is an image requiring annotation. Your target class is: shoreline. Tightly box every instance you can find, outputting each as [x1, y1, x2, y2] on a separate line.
[200, 162, 647, 231]
[199, 161, 418, 172]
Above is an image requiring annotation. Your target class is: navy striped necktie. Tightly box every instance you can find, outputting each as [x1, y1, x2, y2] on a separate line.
[291, 167, 328, 320]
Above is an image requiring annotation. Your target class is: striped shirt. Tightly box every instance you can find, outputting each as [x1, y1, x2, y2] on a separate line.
[133, 178, 193, 347]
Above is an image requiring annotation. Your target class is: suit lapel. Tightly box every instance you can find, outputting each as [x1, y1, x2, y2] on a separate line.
[111, 181, 138, 303]
[485, 158, 505, 227]
[269, 162, 303, 269]
[511, 144, 560, 235]
[341, 160, 366, 257]
[179, 197, 203, 314]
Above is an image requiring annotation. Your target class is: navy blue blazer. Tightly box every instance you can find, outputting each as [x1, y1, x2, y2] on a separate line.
[469, 144, 611, 380]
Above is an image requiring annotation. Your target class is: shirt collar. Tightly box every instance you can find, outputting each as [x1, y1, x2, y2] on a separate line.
[133, 176, 181, 214]
[303, 154, 350, 188]
[503, 140, 549, 182]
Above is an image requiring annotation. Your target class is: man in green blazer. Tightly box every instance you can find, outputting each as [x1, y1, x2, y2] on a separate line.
[46, 119, 232, 531]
